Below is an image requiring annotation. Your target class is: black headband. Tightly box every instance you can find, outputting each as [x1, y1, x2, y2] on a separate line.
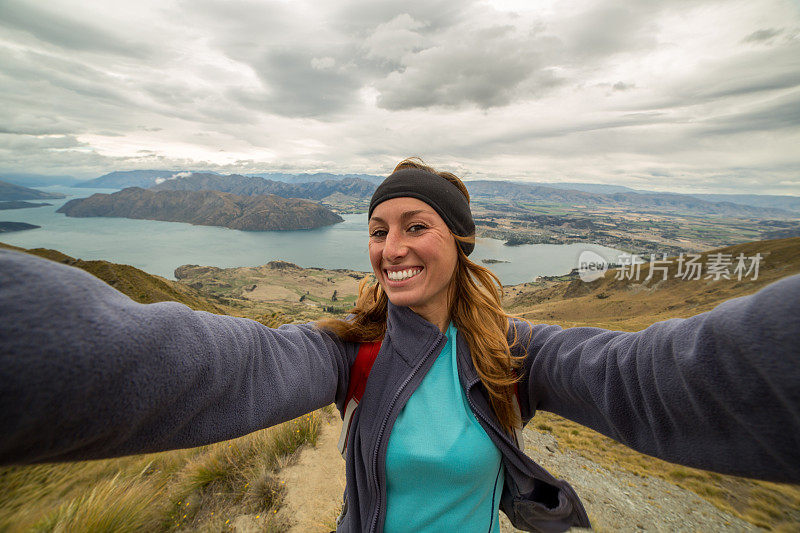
[368, 168, 475, 255]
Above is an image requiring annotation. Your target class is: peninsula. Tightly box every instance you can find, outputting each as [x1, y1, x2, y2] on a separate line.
[0, 201, 52, 210]
[0, 222, 40, 233]
[0, 180, 65, 201]
[56, 188, 343, 231]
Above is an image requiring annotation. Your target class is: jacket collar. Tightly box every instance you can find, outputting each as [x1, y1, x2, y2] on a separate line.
[385, 301, 443, 367]
[385, 301, 480, 383]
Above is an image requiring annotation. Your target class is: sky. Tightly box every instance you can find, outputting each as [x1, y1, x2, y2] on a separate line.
[0, 0, 799, 194]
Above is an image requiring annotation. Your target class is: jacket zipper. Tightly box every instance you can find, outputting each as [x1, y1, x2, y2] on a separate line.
[464, 377, 517, 448]
[368, 335, 444, 533]
[465, 378, 592, 527]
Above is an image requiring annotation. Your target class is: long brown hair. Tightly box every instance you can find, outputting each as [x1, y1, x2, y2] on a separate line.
[317, 158, 528, 434]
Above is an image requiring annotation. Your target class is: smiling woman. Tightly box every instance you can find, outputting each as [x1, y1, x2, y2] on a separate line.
[368, 197, 458, 330]
[1, 159, 799, 533]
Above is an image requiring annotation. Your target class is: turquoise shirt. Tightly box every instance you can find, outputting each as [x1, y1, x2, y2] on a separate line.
[384, 323, 504, 532]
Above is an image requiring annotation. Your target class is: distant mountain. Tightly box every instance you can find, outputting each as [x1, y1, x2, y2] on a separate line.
[246, 172, 383, 184]
[76, 170, 383, 189]
[57, 187, 343, 231]
[74, 170, 202, 189]
[0, 180, 66, 201]
[689, 193, 800, 214]
[151, 172, 377, 201]
[536, 182, 640, 194]
[527, 182, 800, 213]
[0, 173, 81, 187]
[466, 180, 792, 217]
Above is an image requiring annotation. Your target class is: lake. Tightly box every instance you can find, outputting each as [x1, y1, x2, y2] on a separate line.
[0, 185, 623, 285]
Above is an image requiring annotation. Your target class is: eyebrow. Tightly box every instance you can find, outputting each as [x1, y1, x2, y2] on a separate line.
[369, 209, 432, 225]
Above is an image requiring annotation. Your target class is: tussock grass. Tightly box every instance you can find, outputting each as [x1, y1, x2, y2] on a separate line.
[0, 411, 323, 532]
[31, 473, 167, 532]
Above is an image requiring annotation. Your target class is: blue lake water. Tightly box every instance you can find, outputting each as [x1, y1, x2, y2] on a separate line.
[1, 186, 623, 284]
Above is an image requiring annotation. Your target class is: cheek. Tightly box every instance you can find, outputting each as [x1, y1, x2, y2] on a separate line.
[368, 242, 382, 272]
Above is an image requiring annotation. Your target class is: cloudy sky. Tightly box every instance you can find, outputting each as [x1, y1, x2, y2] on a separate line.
[0, 0, 798, 194]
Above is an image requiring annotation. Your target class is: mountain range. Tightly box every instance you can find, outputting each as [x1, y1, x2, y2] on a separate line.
[23, 169, 797, 216]
[150, 172, 376, 201]
[465, 180, 791, 217]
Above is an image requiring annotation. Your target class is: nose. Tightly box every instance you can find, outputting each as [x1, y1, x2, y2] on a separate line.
[382, 227, 408, 263]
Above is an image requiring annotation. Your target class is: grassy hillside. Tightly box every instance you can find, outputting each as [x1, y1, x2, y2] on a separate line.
[0, 241, 225, 313]
[507, 236, 800, 530]
[507, 236, 800, 329]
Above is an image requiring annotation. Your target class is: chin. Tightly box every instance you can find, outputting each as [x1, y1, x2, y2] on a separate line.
[384, 292, 418, 308]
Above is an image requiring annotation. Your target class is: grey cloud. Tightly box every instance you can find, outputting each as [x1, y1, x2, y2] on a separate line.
[234, 47, 364, 117]
[374, 25, 552, 110]
[179, 0, 297, 54]
[181, 0, 294, 31]
[0, 49, 131, 104]
[0, 133, 87, 151]
[613, 81, 635, 91]
[743, 28, 783, 43]
[621, 41, 800, 113]
[0, 1, 150, 57]
[332, 0, 471, 36]
[688, 43, 800, 101]
[0, 47, 139, 135]
[699, 91, 800, 135]
[481, 111, 674, 148]
[554, 3, 661, 62]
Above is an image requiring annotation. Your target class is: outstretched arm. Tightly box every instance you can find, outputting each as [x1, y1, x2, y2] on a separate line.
[0, 249, 355, 465]
[516, 273, 800, 483]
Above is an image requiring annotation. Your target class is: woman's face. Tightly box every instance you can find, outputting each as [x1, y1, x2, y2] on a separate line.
[368, 197, 458, 328]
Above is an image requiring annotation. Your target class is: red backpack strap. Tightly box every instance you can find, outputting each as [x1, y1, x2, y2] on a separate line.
[338, 340, 382, 458]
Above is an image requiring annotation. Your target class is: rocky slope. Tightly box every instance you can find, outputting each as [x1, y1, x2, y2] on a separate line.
[56, 187, 343, 230]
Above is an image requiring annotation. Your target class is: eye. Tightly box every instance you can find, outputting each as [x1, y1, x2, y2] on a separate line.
[369, 228, 387, 238]
[407, 223, 427, 233]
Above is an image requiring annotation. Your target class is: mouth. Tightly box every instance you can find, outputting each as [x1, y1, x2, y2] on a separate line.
[384, 267, 423, 282]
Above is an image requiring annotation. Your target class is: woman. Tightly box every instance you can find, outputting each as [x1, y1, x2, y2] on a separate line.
[1, 159, 799, 532]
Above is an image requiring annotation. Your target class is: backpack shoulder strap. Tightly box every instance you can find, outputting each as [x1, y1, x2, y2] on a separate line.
[337, 340, 382, 458]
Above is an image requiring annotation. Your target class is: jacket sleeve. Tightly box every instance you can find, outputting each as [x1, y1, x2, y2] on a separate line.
[0, 248, 356, 465]
[514, 273, 800, 483]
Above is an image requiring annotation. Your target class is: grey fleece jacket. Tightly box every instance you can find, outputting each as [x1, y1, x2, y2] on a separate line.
[1, 248, 799, 531]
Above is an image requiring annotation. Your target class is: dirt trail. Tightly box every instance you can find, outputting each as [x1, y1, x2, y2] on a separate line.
[275, 417, 758, 532]
[275, 414, 346, 532]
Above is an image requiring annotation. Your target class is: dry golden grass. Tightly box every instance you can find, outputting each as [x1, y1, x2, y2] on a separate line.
[0, 412, 322, 532]
[510, 237, 800, 530]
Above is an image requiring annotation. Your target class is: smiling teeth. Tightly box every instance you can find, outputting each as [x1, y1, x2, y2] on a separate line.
[387, 269, 421, 281]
